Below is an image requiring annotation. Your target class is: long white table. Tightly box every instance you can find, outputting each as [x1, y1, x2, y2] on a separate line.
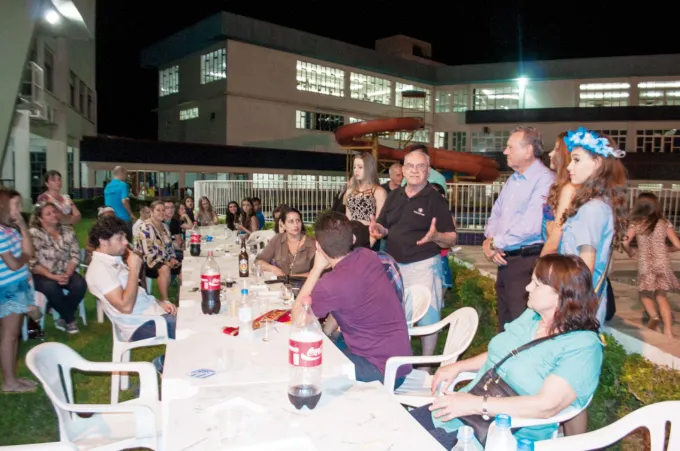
[161, 236, 444, 450]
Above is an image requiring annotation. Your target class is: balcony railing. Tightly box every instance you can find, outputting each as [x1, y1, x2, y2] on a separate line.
[195, 180, 680, 232]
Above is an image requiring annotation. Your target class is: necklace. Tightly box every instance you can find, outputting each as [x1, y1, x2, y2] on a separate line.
[287, 235, 304, 275]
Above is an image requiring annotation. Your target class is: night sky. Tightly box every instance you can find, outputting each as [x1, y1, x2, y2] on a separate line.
[96, 0, 680, 140]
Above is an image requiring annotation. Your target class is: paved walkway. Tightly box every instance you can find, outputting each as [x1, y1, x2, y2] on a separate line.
[453, 246, 680, 369]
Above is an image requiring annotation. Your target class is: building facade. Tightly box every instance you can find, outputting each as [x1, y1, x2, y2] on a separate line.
[92, 11, 680, 191]
[2, 0, 96, 204]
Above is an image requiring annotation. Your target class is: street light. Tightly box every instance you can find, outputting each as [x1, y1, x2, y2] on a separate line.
[45, 9, 60, 24]
[517, 77, 529, 89]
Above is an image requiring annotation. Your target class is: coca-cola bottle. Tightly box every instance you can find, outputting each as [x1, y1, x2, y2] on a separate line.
[189, 222, 201, 257]
[288, 303, 323, 410]
[200, 251, 221, 314]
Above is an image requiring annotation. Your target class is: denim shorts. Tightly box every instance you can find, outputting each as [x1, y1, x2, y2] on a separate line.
[0, 279, 33, 319]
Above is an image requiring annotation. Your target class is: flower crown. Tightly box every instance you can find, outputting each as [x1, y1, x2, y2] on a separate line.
[565, 127, 626, 159]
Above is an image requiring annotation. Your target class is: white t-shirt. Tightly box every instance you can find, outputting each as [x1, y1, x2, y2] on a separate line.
[86, 251, 166, 341]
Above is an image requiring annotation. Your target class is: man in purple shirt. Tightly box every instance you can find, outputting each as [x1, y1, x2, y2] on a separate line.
[484, 126, 555, 331]
[295, 212, 412, 387]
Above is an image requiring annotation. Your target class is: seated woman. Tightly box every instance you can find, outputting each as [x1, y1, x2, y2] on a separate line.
[410, 253, 603, 449]
[237, 198, 259, 235]
[29, 202, 87, 334]
[256, 207, 315, 277]
[134, 201, 180, 302]
[226, 201, 240, 232]
[196, 196, 218, 226]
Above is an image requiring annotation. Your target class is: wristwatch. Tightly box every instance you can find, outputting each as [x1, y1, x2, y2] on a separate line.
[482, 394, 490, 420]
[489, 237, 496, 251]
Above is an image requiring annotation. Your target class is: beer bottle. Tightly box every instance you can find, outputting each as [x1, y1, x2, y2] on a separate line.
[239, 238, 249, 277]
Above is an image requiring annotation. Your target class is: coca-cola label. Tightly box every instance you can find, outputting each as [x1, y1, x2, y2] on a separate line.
[190, 234, 201, 244]
[201, 274, 220, 291]
[289, 339, 323, 367]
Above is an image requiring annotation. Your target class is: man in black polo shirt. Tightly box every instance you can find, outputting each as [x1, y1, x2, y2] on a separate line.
[369, 149, 457, 358]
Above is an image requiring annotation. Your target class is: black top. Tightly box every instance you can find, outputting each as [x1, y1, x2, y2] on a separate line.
[377, 184, 455, 264]
[381, 181, 392, 194]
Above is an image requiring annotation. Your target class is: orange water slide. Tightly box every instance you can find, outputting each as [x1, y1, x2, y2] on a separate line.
[334, 117, 500, 182]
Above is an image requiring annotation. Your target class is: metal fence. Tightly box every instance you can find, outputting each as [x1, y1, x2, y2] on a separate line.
[195, 180, 680, 232]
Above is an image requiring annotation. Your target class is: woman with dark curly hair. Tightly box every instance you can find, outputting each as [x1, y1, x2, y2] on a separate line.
[559, 127, 627, 324]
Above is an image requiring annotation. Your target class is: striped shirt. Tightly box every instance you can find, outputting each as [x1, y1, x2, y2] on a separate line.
[0, 225, 29, 286]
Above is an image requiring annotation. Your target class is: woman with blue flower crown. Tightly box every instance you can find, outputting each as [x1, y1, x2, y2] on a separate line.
[559, 127, 627, 324]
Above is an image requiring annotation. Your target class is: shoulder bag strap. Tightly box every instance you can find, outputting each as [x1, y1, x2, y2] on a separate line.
[594, 246, 614, 297]
[491, 331, 570, 372]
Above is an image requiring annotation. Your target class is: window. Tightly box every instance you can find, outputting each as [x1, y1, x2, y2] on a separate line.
[159, 65, 179, 96]
[638, 81, 680, 106]
[451, 132, 467, 152]
[67, 147, 74, 194]
[79, 81, 86, 113]
[434, 132, 448, 149]
[289, 174, 316, 190]
[179, 107, 199, 120]
[395, 129, 429, 143]
[43, 47, 54, 92]
[579, 82, 630, 107]
[296, 61, 344, 97]
[452, 90, 468, 112]
[348, 117, 365, 124]
[87, 88, 93, 120]
[319, 175, 347, 184]
[592, 129, 627, 151]
[636, 129, 680, 153]
[30, 151, 46, 202]
[470, 131, 510, 153]
[253, 173, 285, 189]
[350, 73, 390, 105]
[69, 72, 76, 107]
[396, 83, 431, 111]
[201, 48, 226, 84]
[637, 183, 663, 192]
[435, 91, 451, 112]
[296, 110, 344, 132]
[473, 86, 519, 110]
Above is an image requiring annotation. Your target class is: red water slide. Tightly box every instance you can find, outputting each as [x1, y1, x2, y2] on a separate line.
[334, 117, 500, 182]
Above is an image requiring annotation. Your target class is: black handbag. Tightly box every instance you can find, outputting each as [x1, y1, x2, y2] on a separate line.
[457, 332, 569, 446]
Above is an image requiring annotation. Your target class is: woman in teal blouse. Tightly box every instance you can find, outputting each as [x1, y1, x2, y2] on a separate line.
[410, 254, 604, 449]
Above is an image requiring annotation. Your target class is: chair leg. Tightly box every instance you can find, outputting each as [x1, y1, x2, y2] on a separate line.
[146, 277, 153, 295]
[79, 300, 87, 326]
[111, 370, 120, 404]
[120, 349, 131, 391]
[96, 299, 104, 323]
[21, 316, 28, 341]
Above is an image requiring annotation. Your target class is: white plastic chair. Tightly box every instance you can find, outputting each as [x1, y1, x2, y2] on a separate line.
[25, 342, 161, 450]
[21, 290, 87, 342]
[247, 230, 275, 253]
[403, 285, 431, 327]
[383, 306, 479, 406]
[535, 400, 680, 450]
[0, 443, 78, 450]
[102, 306, 171, 404]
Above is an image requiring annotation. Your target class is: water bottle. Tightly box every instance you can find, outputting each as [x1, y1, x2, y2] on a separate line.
[451, 425, 476, 450]
[516, 438, 534, 451]
[485, 414, 516, 451]
[238, 288, 253, 338]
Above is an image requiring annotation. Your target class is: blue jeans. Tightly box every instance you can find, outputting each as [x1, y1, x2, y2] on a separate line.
[129, 313, 176, 341]
[332, 334, 405, 389]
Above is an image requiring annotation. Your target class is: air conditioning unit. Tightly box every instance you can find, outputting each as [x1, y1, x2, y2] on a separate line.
[28, 104, 57, 124]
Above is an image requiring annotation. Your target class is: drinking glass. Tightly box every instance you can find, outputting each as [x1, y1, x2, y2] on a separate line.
[261, 319, 275, 342]
[281, 284, 293, 305]
[254, 262, 264, 283]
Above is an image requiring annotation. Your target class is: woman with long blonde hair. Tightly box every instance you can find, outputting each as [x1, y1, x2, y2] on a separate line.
[344, 153, 386, 247]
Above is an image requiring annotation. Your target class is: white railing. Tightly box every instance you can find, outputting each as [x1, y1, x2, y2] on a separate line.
[194, 181, 680, 232]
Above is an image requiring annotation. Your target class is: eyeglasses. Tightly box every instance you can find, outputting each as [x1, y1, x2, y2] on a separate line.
[404, 163, 428, 172]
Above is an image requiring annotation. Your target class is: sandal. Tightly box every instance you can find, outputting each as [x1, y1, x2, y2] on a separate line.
[648, 316, 660, 331]
[2, 382, 37, 394]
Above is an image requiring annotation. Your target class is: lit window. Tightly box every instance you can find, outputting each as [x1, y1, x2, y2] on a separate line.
[296, 110, 344, 132]
[592, 129, 627, 151]
[395, 129, 429, 143]
[350, 73, 390, 105]
[253, 173, 285, 189]
[637, 183, 663, 192]
[636, 129, 680, 153]
[435, 91, 451, 112]
[179, 107, 198, 120]
[348, 117, 365, 124]
[452, 90, 468, 112]
[451, 132, 467, 152]
[470, 131, 510, 152]
[159, 66, 179, 96]
[473, 86, 519, 110]
[434, 132, 448, 149]
[396, 83, 431, 111]
[289, 174, 316, 190]
[201, 48, 226, 84]
[69, 71, 76, 107]
[579, 82, 629, 107]
[638, 81, 680, 106]
[296, 61, 344, 97]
